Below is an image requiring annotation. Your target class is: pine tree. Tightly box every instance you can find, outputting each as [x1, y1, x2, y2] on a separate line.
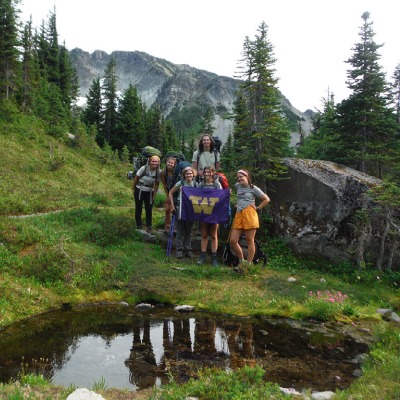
[102, 57, 118, 146]
[198, 106, 215, 136]
[59, 42, 79, 111]
[19, 17, 36, 111]
[335, 12, 398, 178]
[391, 63, 400, 125]
[145, 103, 163, 150]
[298, 91, 340, 160]
[233, 22, 291, 188]
[83, 77, 102, 131]
[231, 88, 251, 169]
[0, 0, 21, 100]
[221, 131, 234, 172]
[163, 120, 178, 152]
[115, 84, 145, 153]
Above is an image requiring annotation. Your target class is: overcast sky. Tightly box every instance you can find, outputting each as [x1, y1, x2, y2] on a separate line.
[20, 0, 400, 112]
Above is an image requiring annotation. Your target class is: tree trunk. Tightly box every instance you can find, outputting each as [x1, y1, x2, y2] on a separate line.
[376, 216, 390, 271]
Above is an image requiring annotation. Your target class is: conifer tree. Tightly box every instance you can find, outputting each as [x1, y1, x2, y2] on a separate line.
[163, 120, 178, 152]
[335, 12, 398, 178]
[20, 17, 36, 111]
[59, 42, 79, 111]
[0, 0, 21, 100]
[145, 103, 163, 150]
[231, 88, 251, 169]
[233, 22, 291, 188]
[298, 92, 339, 160]
[83, 77, 102, 131]
[391, 63, 400, 125]
[102, 57, 118, 146]
[45, 10, 60, 85]
[221, 131, 234, 172]
[198, 106, 215, 136]
[115, 84, 145, 153]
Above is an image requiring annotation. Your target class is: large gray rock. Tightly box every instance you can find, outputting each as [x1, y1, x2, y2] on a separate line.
[269, 158, 383, 264]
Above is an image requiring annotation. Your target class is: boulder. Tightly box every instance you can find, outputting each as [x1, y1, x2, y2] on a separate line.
[269, 158, 383, 264]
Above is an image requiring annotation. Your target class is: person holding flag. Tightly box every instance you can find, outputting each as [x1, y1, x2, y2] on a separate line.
[169, 166, 198, 259]
[197, 166, 223, 266]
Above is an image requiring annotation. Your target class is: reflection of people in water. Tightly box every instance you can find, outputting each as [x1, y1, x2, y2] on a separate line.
[193, 317, 217, 356]
[125, 319, 160, 390]
[225, 322, 255, 369]
[160, 318, 193, 371]
[125, 316, 255, 389]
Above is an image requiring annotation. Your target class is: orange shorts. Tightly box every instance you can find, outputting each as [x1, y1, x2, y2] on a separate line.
[232, 206, 259, 230]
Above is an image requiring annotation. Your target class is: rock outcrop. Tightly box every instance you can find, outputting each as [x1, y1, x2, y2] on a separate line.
[269, 158, 385, 264]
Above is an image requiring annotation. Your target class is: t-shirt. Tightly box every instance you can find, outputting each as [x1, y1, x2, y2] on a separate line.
[173, 179, 198, 205]
[136, 165, 161, 188]
[235, 183, 265, 211]
[192, 150, 220, 171]
[174, 179, 198, 189]
[199, 180, 222, 189]
[161, 169, 176, 193]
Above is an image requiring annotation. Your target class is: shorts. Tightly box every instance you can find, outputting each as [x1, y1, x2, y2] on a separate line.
[232, 206, 259, 230]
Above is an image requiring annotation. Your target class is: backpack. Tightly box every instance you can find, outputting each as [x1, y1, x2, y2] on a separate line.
[222, 235, 267, 267]
[214, 172, 229, 189]
[127, 146, 161, 180]
[165, 151, 186, 164]
[141, 146, 161, 159]
[213, 136, 222, 152]
[174, 160, 192, 183]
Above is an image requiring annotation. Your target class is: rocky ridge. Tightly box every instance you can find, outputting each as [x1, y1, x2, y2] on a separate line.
[69, 48, 313, 143]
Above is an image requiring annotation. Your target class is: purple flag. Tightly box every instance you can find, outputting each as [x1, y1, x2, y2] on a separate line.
[180, 187, 230, 223]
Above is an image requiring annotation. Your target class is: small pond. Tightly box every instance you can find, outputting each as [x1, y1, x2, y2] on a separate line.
[0, 304, 369, 392]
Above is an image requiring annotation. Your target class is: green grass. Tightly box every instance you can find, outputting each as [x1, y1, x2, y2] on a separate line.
[0, 116, 399, 399]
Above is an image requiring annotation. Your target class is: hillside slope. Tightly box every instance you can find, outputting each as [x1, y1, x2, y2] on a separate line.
[0, 115, 132, 216]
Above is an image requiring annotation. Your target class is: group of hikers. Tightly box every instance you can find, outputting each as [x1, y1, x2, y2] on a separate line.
[131, 134, 270, 268]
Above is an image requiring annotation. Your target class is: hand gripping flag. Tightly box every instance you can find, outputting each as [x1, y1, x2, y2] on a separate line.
[180, 187, 230, 224]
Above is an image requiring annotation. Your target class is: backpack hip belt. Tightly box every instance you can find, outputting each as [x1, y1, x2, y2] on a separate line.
[137, 179, 155, 189]
[136, 184, 155, 204]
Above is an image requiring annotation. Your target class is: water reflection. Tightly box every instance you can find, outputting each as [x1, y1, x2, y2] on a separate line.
[0, 305, 368, 392]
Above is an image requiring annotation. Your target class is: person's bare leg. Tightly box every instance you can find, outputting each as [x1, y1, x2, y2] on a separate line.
[244, 229, 257, 262]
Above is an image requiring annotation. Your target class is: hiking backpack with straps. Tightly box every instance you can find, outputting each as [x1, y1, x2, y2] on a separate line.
[127, 146, 161, 180]
[222, 235, 268, 268]
[165, 151, 186, 164]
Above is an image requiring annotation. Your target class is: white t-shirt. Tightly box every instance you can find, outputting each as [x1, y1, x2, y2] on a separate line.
[192, 150, 220, 171]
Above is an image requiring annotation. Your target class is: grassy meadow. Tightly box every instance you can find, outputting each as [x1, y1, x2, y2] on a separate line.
[0, 115, 399, 399]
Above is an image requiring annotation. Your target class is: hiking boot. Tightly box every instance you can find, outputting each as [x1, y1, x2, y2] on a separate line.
[197, 253, 206, 265]
[211, 255, 219, 267]
[146, 227, 154, 234]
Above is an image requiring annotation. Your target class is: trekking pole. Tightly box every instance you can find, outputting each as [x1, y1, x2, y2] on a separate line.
[166, 214, 176, 256]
